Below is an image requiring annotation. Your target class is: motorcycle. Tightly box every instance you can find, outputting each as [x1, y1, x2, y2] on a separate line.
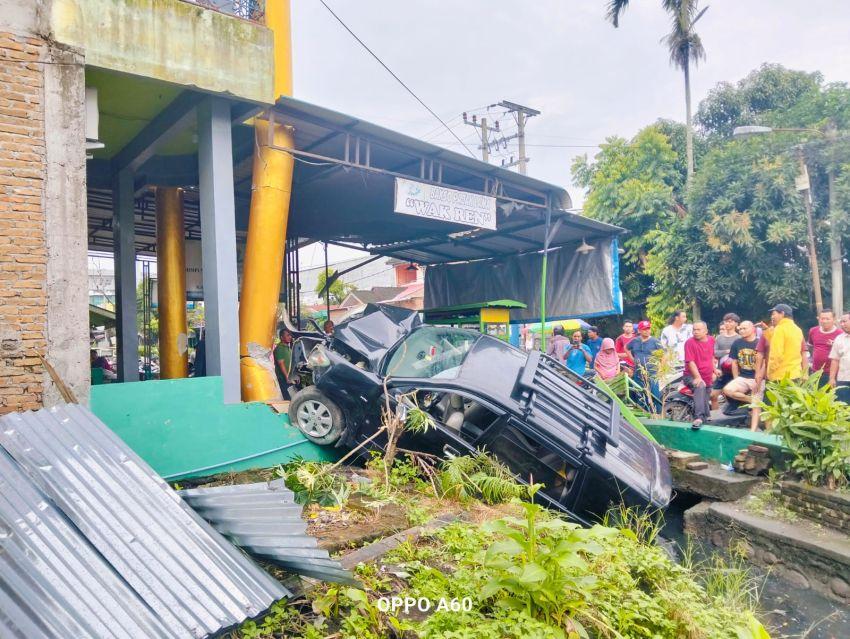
[664, 379, 751, 427]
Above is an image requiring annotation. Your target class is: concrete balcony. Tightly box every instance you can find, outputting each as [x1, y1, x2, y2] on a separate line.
[50, 0, 275, 104]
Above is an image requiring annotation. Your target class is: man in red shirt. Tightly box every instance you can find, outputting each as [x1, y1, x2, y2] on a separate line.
[808, 309, 841, 382]
[684, 321, 716, 430]
[615, 320, 636, 369]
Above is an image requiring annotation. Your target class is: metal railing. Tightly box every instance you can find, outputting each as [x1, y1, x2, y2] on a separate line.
[181, 0, 265, 23]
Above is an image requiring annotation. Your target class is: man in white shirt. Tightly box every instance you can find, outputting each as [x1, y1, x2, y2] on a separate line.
[660, 310, 693, 364]
[828, 312, 850, 404]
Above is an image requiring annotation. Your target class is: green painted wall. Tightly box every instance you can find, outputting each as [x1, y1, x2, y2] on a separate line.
[91, 376, 336, 480]
[52, 0, 274, 104]
[643, 419, 788, 467]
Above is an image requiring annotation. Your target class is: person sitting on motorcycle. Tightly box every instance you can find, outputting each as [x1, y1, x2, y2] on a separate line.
[711, 313, 740, 409]
[684, 321, 716, 430]
[723, 320, 759, 407]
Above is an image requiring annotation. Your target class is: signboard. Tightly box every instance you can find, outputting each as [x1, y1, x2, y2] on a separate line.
[185, 240, 203, 300]
[394, 178, 497, 230]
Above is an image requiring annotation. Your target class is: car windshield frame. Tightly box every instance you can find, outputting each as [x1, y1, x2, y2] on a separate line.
[381, 326, 482, 380]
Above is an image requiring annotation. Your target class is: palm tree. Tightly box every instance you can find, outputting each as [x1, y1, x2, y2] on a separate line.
[607, 1, 708, 184]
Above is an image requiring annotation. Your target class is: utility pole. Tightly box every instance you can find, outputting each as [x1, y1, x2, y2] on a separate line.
[498, 101, 540, 176]
[463, 113, 491, 163]
[826, 124, 843, 317]
[797, 147, 824, 314]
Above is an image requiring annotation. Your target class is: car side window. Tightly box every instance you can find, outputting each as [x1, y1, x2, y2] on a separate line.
[419, 391, 502, 445]
[486, 424, 579, 504]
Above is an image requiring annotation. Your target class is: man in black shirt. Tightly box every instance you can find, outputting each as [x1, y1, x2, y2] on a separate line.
[723, 320, 759, 404]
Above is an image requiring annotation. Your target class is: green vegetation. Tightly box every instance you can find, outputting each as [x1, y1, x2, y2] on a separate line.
[762, 374, 850, 489]
[573, 63, 850, 324]
[250, 426, 771, 638]
[234, 492, 769, 638]
[606, 0, 709, 182]
[276, 460, 352, 507]
[315, 269, 356, 306]
[437, 451, 527, 504]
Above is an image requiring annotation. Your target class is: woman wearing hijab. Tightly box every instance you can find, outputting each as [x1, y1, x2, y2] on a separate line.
[594, 337, 622, 381]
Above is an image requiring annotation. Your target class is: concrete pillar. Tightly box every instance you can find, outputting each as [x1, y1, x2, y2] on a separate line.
[112, 168, 138, 382]
[239, 119, 294, 402]
[43, 42, 89, 406]
[155, 187, 188, 379]
[198, 98, 241, 403]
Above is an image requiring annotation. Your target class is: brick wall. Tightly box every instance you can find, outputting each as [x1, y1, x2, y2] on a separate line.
[780, 481, 850, 534]
[0, 32, 48, 413]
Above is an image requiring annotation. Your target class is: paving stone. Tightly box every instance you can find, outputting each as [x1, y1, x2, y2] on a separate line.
[669, 450, 701, 470]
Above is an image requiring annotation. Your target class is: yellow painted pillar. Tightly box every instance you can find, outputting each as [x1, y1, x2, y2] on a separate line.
[238, 0, 295, 401]
[265, 0, 293, 99]
[239, 120, 295, 401]
[155, 187, 189, 379]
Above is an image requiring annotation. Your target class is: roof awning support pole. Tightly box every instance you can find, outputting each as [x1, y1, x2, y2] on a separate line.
[112, 168, 139, 383]
[540, 207, 551, 353]
[539, 210, 564, 352]
[324, 242, 330, 317]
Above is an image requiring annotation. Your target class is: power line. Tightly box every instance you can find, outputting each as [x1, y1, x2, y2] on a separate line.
[431, 141, 600, 149]
[317, 0, 476, 158]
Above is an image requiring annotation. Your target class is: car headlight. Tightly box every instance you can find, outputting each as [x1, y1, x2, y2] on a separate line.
[307, 344, 331, 368]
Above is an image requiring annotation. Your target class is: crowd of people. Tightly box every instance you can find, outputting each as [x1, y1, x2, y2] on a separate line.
[546, 305, 850, 431]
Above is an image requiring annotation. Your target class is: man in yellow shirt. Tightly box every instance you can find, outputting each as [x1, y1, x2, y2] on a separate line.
[766, 304, 804, 381]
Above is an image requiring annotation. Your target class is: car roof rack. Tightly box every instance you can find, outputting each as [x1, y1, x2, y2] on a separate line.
[514, 350, 621, 451]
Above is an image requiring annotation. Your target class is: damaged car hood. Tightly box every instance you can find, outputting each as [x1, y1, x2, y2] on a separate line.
[334, 303, 422, 369]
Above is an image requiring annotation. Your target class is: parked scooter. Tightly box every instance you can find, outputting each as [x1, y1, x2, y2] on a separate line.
[664, 380, 750, 427]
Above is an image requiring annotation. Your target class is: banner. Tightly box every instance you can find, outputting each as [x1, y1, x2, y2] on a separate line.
[185, 240, 203, 300]
[394, 178, 497, 230]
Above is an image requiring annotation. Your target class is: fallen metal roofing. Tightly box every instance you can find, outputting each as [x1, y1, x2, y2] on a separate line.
[0, 405, 290, 639]
[179, 480, 357, 585]
[0, 446, 173, 639]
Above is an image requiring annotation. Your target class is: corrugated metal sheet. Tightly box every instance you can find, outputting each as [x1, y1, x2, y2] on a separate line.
[0, 446, 173, 639]
[179, 481, 356, 585]
[0, 405, 290, 638]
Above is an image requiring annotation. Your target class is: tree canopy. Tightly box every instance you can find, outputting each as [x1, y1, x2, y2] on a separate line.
[575, 64, 850, 327]
[315, 269, 355, 306]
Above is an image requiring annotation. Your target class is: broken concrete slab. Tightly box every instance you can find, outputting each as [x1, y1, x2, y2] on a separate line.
[672, 464, 762, 501]
[668, 450, 702, 470]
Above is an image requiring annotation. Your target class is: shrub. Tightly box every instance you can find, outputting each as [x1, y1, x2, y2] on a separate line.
[762, 374, 850, 488]
[438, 451, 526, 504]
[276, 460, 352, 507]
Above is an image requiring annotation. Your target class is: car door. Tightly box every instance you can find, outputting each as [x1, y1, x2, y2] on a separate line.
[384, 382, 507, 460]
[476, 417, 587, 516]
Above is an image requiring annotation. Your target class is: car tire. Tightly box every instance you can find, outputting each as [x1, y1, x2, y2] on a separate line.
[289, 387, 345, 445]
[664, 400, 694, 423]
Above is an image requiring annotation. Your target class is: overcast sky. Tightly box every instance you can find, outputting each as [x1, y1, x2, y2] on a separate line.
[291, 0, 850, 266]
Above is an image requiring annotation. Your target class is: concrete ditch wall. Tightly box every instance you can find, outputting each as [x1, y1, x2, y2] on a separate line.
[685, 500, 850, 605]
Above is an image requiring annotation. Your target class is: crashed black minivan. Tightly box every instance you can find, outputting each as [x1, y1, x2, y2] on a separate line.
[288, 304, 671, 524]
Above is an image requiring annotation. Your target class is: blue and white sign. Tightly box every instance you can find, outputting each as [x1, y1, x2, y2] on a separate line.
[394, 178, 497, 230]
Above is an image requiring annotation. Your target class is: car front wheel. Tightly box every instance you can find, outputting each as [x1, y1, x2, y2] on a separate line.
[289, 387, 345, 445]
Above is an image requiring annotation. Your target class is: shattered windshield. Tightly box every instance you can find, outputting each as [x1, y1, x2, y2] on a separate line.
[383, 327, 479, 379]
